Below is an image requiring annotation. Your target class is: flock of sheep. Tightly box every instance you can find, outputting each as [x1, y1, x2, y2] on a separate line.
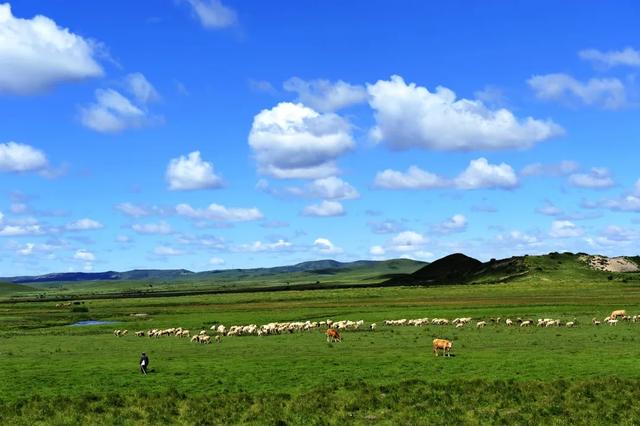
[111, 309, 635, 349]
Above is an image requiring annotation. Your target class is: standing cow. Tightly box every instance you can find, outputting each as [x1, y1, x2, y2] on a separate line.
[433, 338, 453, 357]
[326, 328, 342, 343]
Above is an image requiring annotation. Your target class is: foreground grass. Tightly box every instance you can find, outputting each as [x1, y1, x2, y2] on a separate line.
[2, 379, 640, 425]
[3, 265, 640, 424]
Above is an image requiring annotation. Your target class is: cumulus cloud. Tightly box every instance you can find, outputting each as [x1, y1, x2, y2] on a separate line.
[367, 75, 561, 151]
[389, 231, 428, 253]
[313, 238, 343, 254]
[369, 245, 385, 256]
[258, 176, 359, 200]
[433, 214, 467, 234]
[307, 176, 359, 200]
[579, 47, 640, 69]
[248, 102, 355, 179]
[0, 224, 44, 236]
[536, 201, 563, 216]
[528, 73, 627, 109]
[549, 220, 583, 238]
[0, 4, 103, 95]
[521, 160, 579, 177]
[0, 142, 48, 173]
[73, 249, 95, 262]
[368, 219, 405, 235]
[302, 200, 345, 217]
[166, 151, 223, 191]
[176, 203, 263, 222]
[184, 0, 237, 29]
[374, 166, 446, 189]
[209, 257, 225, 266]
[153, 245, 183, 256]
[79, 88, 148, 133]
[283, 77, 367, 112]
[125, 72, 160, 104]
[132, 221, 172, 235]
[375, 158, 518, 190]
[233, 239, 292, 253]
[65, 218, 103, 231]
[454, 158, 518, 190]
[568, 167, 615, 189]
[115, 202, 153, 218]
[495, 230, 541, 247]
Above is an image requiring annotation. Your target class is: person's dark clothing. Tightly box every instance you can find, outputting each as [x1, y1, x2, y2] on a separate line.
[140, 354, 149, 373]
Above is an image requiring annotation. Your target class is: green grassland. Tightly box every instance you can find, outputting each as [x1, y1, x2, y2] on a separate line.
[2, 253, 640, 424]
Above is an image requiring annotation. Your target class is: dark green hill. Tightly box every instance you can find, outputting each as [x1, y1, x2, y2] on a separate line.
[0, 281, 35, 296]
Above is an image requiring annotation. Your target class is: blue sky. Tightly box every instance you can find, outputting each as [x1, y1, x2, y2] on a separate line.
[1, 1, 639, 275]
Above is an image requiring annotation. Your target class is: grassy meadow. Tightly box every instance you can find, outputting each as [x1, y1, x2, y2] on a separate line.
[2, 254, 640, 424]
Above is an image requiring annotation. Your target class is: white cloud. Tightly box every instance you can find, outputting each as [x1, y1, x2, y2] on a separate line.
[375, 158, 517, 190]
[166, 151, 223, 191]
[495, 230, 541, 247]
[549, 220, 583, 238]
[184, 0, 237, 29]
[233, 239, 292, 253]
[313, 238, 343, 254]
[176, 203, 263, 222]
[115, 202, 153, 218]
[568, 168, 615, 189]
[65, 218, 103, 231]
[0, 211, 3, 223]
[16, 242, 58, 257]
[248, 102, 355, 179]
[79, 89, 148, 133]
[0, 224, 44, 236]
[132, 221, 172, 235]
[536, 201, 563, 216]
[454, 158, 518, 190]
[73, 249, 95, 262]
[125, 72, 160, 104]
[302, 200, 345, 217]
[209, 257, 225, 266]
[521, 160, 579, 177]
[367, 75, 561, 151]
[153, 245, 182, 256]
[116, 235, 132, 244]
[374, 166, 446, 189]
[249, 79, 277, 95]
[0, 4, 103, 95]
[283, 77, 367, 112]
[598, 195, 640, 212]
[0, 142, 48, 173]
[528, 73, 627, 109]
[579, 47, 640, 68]
[307, 177, 359, 200]
[369, 245, 385, 256]
[389, 231, 428, 253]
[433, 214, 467, 234]
[368, 219, 405, 235]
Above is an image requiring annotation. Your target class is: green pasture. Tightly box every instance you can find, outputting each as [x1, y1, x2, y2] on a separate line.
[3, 255, 640, 424]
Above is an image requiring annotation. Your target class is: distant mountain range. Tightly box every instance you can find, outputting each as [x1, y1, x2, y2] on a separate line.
[0, 259, 424, 284]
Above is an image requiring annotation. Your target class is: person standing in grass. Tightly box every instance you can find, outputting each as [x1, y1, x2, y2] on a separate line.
[140, 352, 149, 375]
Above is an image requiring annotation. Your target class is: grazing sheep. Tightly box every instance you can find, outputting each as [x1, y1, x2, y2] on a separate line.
[520, 321, 532, 327]
[455, 323, 465, 329]
[607, 319, 618, 326]
[113, 329, 121, 337]
[476, 321, 487, 329]
[370, 323, 377, 331]
[135, 331, 145, 337]
[215, 335, 221, 343]
[505, 319, 513, 326]
[121, 330, 128, 336]
[592, 318, 601, 326]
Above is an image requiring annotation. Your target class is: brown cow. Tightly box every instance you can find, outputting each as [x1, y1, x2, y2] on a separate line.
[433, 338, 452, 357]
[326, 328, 341, 343]
[610, 309, 627, 319]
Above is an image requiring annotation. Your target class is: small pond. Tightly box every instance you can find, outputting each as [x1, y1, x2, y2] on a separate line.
[69, 320, 118, 327]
